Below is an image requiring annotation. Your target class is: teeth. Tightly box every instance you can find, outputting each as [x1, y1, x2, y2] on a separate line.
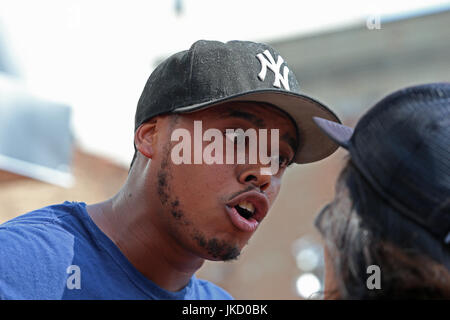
[237, 201, 255, 213]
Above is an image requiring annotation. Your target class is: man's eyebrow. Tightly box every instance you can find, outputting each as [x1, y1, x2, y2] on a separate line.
[223, 109, 298, 157]
[224, 110, 266, 128]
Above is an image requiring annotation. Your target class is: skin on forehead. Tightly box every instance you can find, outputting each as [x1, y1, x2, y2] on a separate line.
[221, 109, 298, 156]
[192, 101, 299, 157]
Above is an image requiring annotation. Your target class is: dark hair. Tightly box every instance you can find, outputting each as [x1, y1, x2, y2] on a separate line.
[315, 160, 450, 299]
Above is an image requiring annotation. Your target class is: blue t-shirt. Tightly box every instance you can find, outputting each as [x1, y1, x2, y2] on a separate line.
[0, 201, 233, 300]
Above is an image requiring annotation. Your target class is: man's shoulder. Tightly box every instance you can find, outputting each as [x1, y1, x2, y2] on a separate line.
[1, 201, 83, 228]
[0, 201, 89, 299]
[1, 201, 90, 237]
[191, 277, 234, 300]
[0, 201, 89, 257]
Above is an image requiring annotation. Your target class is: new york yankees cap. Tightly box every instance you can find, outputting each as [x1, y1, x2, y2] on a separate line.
[134, 39, 341, 164]
[313, 83, 450, 244]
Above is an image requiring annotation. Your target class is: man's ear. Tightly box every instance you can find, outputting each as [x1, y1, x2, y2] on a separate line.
[135, 119, 158, 159]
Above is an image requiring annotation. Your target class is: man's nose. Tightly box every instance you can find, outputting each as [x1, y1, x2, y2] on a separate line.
[238, 167, 271, 192]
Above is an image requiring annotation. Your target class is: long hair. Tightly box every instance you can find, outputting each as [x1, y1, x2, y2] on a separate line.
[315, 160, 450, 299]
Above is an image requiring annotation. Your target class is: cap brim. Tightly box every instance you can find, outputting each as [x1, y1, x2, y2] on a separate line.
[312, 117, 354, 149]
[173, 89, 342, 164]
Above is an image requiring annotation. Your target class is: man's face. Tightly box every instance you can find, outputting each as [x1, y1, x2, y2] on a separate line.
[148, 101, 298, 261]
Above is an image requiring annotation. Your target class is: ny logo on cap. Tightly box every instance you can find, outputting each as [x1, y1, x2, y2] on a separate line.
[256, 50, 290, 90]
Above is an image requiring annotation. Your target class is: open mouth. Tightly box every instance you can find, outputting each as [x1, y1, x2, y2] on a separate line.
[225, 191, 269, 233]
[234, 201, 255, 220]
[226, 191, 269, 231]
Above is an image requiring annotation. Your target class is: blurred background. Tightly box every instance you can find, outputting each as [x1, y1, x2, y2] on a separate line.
[0, 0, 449, 299]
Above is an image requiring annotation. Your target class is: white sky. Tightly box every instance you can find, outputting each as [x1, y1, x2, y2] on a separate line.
[0, 0, 449, 167]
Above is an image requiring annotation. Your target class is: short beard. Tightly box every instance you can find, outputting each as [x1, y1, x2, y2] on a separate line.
[192, 230, 241, 261]
[157, 114, 241, 262]
[158, 165, 241, 261]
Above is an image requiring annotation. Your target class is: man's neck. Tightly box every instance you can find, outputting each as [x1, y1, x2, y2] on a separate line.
[86, 193, 204, 292]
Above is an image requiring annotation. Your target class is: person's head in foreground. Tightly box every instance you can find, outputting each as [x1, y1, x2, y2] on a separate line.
[313, 83, 450, 299]
[88, 40, 341, 294]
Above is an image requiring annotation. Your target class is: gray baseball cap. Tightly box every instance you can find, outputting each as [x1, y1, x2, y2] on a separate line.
[134, 39, 341, 165]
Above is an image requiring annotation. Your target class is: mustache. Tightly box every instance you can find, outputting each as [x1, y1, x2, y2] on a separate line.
[227, 185, 263, 202]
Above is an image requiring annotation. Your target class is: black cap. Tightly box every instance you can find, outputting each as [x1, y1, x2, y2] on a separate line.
[313, 83, 450, 244]
[135, 40, 341, 164]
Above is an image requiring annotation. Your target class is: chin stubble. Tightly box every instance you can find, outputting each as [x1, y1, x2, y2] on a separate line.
[158, 159, 242, 261]
[192, 230, 241, 261]
[156, 117, 243, 261]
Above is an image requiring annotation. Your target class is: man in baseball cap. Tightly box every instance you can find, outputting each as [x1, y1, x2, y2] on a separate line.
[313, 83, 450, 299]
[0, 40, 340, 299]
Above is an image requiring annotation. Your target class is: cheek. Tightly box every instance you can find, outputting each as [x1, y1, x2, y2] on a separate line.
[169, 163, 237, 204]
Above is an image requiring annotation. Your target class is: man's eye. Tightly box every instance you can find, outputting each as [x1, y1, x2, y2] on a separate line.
[224, 131, 238, 141]
[224, 131, 247, 144]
